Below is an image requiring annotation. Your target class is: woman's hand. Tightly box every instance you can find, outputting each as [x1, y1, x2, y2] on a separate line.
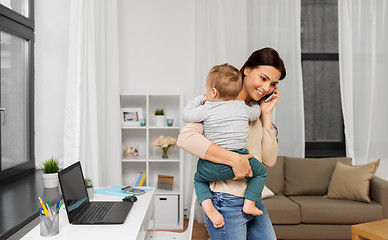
[259, 87, 280, 115]
[259, 87, 279, 130]
[231, 153, 253, 180]
[204, 144, 253, 179]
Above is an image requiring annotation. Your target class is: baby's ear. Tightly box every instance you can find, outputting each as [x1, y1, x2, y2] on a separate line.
[212, 88, 219, 98]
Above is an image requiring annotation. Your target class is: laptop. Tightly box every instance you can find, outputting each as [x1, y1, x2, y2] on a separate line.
[58, 161, 133, 224]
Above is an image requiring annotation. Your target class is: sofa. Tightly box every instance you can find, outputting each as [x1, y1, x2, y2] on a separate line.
[263, 156, 388, 240]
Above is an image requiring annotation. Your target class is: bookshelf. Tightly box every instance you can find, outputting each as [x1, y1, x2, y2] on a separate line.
[120, 93, 184, 230]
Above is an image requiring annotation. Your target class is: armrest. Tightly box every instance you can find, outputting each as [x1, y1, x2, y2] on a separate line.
[370, 177, 388, 218]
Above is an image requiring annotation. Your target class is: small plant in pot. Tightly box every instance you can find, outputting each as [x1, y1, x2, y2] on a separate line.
[85, 178, 94, 199]
[154, 108, 164, 116]
[154, 108, 165, 127]
[42, 157, 59, 188]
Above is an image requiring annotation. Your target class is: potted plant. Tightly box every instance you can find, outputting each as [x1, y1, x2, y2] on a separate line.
[85, 178, 94, 199]
[154, 108, 165, 127]
[42, 157, 59, 188]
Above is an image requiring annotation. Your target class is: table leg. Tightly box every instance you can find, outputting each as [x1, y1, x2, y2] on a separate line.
[352, 233, 363, 240]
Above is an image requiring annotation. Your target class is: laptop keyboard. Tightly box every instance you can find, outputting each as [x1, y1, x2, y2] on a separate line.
[79, 202, 115, 222]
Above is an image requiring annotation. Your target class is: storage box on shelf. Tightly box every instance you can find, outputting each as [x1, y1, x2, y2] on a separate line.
[120, 93, 183, 230]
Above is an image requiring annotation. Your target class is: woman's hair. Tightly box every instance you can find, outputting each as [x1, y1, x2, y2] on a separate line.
[240, 47, 286, 80]
[207, 63, 242, 100]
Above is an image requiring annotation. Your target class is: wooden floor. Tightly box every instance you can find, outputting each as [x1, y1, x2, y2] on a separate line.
[163, 218, 209, 240]
[170, 220, 343, 240]
[188, 219, 209, 240]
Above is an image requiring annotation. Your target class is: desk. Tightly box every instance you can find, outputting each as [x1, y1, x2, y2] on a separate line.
[352, 219, 388, 240]
[21, 188, 155, 240]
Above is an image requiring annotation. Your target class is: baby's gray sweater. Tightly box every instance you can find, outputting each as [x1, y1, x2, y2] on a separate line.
[182, 95, 261, 150]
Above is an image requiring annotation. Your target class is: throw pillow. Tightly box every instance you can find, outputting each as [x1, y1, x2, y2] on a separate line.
[284, 157, 352, 196]
[262, 185, 275, 199]
[326, 160, 380, 203]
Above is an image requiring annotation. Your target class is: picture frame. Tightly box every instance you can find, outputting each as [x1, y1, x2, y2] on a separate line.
[121, 108, 143, 126]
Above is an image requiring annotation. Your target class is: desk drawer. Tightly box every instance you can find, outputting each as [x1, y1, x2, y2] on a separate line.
[154, 194, 178, 229]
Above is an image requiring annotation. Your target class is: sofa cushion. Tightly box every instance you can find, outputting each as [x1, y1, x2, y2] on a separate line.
[288, 195, 384, 224]
[284, 157, 352, 196]
[263, 195, 301, 224]
[265, 156, 284, 194]
[327, 160, 380, 203]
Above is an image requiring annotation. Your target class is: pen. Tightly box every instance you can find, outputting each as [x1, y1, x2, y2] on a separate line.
[57, 202, 63, 213]
[38, 197, 50, 216]
[56, 201, 60, 210]
[46, 200, 54, 215]
[39, 207, 45, 216]
[47, 200, 52, 208]
[46, 203, 53, 216]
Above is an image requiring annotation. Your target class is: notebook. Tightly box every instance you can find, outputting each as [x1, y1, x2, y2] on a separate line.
[58, 161, 133, 224]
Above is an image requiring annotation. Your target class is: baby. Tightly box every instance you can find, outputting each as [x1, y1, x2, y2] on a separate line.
[182, 63, 267, 228]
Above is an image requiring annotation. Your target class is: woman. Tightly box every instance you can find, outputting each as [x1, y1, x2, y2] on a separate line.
[177, 47, 286, 240]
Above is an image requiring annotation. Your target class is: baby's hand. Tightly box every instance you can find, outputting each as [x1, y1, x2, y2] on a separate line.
[203, 94, 207, 102]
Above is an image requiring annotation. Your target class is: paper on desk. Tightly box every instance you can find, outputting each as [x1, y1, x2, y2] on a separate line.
[94, 185, 150, 197]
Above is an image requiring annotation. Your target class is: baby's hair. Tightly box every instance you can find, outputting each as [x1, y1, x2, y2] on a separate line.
[207, 63, 242, 100]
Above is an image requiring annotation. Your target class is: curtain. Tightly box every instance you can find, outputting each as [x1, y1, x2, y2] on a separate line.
[338, 0, 388, 179]
[195, 0, 304, 158]
[192, 0, 303, 221]
[63, 0, 121, 187]
[247, 0, 304, 158]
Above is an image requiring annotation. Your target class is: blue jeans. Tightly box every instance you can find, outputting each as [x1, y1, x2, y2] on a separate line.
[204, 192, 277, 240]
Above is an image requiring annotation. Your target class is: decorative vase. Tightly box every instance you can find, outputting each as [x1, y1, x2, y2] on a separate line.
[166, 118, 174, 127]
[87, 187, 94, 199]
[42, 173, 59, 188]
[161, 147, 169, 158]
[155, 115, 165, 127]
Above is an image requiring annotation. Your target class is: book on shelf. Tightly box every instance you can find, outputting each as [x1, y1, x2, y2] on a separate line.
[138, 172, 147, 187]
[134, 172, 143, 186]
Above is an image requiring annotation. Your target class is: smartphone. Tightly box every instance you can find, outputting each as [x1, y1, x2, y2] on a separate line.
[264, 91, 274, 102]
[121, 186, 146, 195]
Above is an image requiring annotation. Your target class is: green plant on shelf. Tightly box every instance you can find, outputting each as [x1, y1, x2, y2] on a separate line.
[154, 108, 164, 115]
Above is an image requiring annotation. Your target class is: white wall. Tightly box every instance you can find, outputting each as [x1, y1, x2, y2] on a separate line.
[117, 0, 196, 211]
[35, 0, 70, 168]
[117, 0, 195, 97]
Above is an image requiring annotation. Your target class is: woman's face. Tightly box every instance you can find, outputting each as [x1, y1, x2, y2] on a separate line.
[243, 65, 281, 102]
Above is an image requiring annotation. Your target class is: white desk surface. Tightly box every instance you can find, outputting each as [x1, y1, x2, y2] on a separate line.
[22, 188, 155, 240]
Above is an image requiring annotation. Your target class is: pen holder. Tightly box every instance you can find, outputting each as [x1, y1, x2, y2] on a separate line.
[40, 214, 59, 237]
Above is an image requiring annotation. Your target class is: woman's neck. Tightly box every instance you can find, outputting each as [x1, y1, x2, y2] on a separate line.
[237, 85, 251, 104]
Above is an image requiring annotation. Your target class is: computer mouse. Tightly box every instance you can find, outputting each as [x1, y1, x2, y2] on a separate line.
[122, 195, 137, 202]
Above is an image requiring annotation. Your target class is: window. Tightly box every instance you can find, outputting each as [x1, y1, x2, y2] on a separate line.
[0, 0, 29, 18]
[301, 0, 346, 157]
[0, 0, 34, 182]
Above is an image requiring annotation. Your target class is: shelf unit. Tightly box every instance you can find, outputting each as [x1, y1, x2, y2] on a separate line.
[120, 93, 183, 230]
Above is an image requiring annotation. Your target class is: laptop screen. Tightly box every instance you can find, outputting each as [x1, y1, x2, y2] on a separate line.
[58, 162, 89, 220]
